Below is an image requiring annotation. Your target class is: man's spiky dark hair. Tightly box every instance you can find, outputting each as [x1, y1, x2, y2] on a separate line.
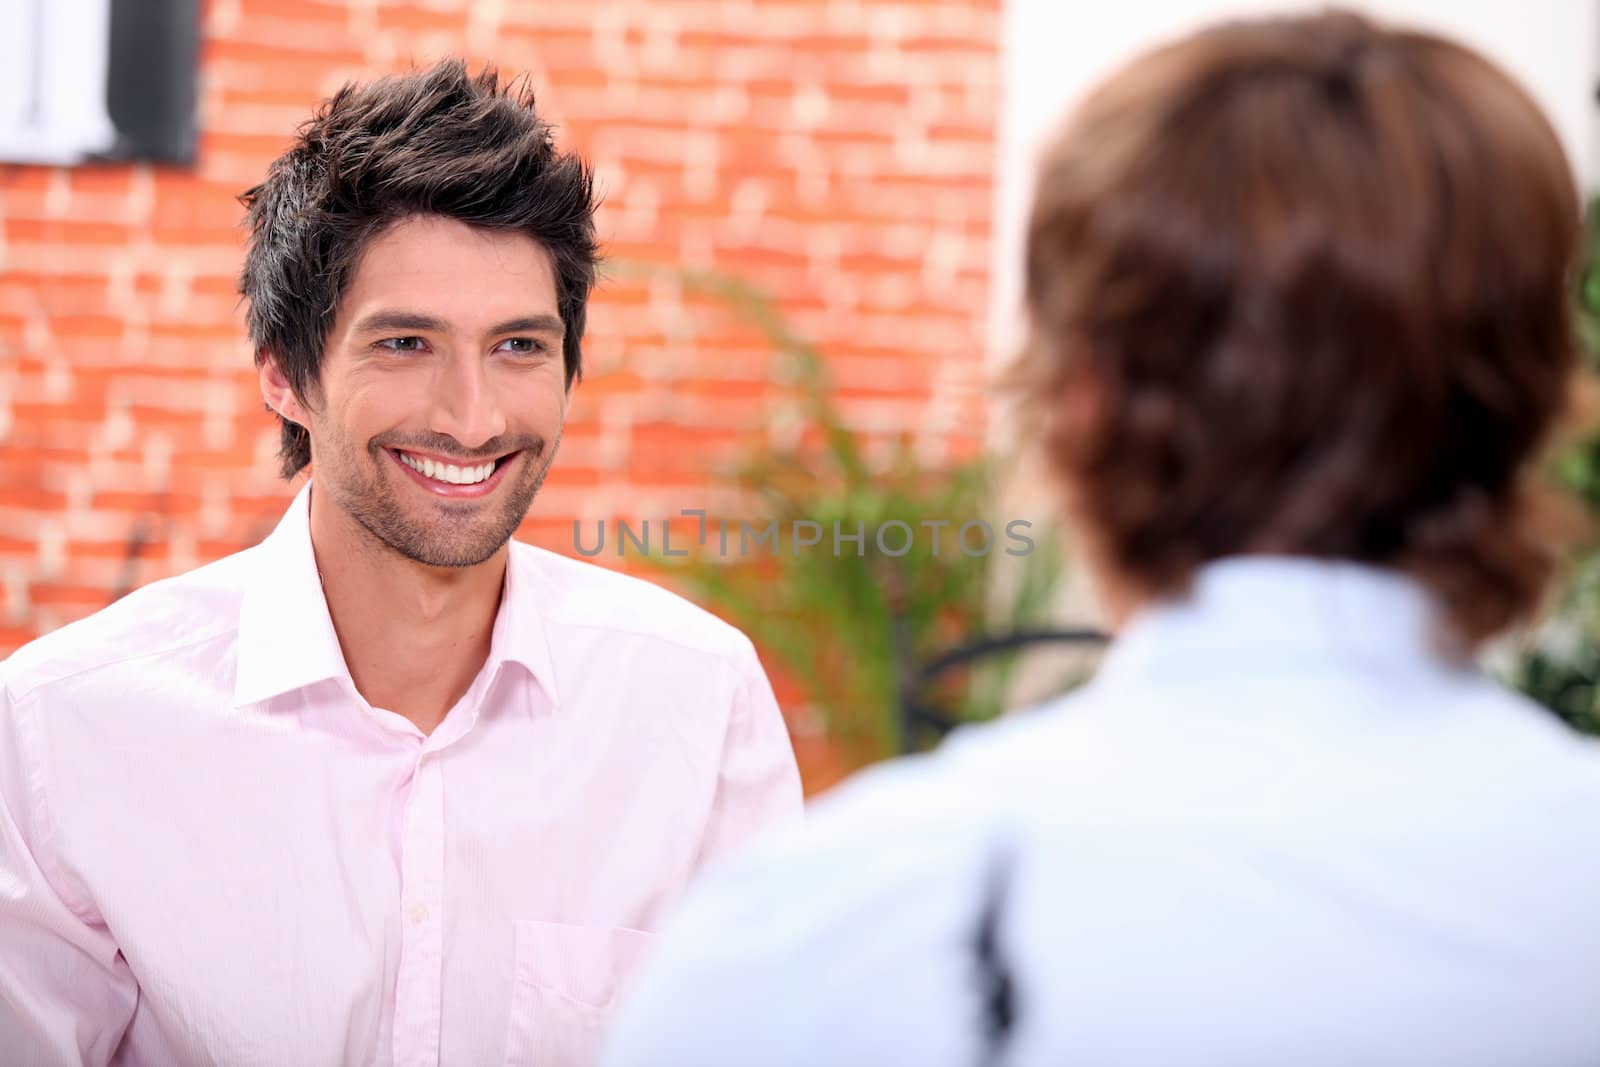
[238, 59, 598, 479]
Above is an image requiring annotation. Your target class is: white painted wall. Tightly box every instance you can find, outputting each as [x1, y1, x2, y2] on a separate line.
[989, 0, 1600, 371]
[0, 0, 117, 164]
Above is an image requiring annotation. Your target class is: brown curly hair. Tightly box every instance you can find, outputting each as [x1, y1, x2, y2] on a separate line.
[1016, 9, 1582, 646]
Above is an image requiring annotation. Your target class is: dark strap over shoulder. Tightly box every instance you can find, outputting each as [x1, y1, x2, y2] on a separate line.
[974, 844, 1017, 1067]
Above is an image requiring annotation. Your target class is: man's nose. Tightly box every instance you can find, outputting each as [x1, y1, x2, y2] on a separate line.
[428, 352, 506, 451]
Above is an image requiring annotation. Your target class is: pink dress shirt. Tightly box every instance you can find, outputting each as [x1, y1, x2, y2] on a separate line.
[0, 483, 803, 1066]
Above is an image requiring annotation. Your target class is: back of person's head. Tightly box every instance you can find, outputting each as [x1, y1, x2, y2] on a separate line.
[1017, 9, 1581, 646]
[237, 58, 598, 480]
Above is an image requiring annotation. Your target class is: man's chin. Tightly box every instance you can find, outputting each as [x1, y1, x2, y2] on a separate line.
[393, 533, 513, 570]
[400, 504, 535, 568]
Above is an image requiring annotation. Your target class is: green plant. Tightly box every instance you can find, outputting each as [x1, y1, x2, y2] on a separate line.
[648, 272, 1067, 768]
[1510, 200, 1600, 735]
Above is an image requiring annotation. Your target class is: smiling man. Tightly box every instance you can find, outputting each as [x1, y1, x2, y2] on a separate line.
[0, 61, 801, 1066]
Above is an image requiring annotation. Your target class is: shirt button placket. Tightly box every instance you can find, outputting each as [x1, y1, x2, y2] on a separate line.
[392, 753, 446, 1067]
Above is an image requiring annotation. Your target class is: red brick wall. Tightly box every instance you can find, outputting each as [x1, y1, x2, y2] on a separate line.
[0, 0, 1000, 674]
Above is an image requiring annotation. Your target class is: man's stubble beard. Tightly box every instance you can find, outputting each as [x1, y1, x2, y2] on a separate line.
[317, 423, 561, 569]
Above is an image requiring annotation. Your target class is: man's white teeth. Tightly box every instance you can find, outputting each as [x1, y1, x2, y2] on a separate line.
[398, 452, 496, 485]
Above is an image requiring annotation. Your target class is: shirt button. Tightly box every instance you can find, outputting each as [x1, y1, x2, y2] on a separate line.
[409, 903, 429, 924]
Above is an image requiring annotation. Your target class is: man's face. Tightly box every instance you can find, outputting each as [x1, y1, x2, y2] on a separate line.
[290, 215, 568, 568]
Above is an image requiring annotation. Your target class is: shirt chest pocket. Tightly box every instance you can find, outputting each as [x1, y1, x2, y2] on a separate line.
[502, 920, 655, 1067]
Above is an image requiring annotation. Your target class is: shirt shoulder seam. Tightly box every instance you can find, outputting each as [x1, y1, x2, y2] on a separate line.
[9, 625, 240, 704]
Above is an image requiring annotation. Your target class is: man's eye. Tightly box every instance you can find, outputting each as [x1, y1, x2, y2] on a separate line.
[378, 337, 427, 353]
[497, 337, 546, 355]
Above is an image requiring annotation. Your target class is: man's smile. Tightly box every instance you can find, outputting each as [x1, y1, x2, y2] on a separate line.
[388, 446, 521, 498]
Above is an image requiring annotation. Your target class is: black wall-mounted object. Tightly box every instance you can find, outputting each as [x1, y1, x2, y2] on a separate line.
[102, 0, 201, 165]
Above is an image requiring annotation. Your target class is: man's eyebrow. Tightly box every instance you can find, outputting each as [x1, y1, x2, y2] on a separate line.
[349, 311, 565, 337]
[488, 315, 565, 337]
[350, 311, 450, 334]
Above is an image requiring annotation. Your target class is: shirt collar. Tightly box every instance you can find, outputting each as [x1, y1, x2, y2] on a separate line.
[1095, 556, 1462, 687]
[233, 480, 561, 709]
[489, 539, 561, 706]
[233, 481, 351, 707]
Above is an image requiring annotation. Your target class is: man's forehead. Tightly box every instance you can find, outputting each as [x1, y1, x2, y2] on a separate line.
[353, 216, 556, 278]
[337, 216, 561, 326]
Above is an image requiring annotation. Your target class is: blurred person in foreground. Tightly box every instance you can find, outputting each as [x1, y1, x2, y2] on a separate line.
[601, 11, 1600, 1066]
[0, 60, 800, 1066]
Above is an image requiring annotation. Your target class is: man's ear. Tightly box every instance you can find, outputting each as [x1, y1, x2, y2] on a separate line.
[258, 351, 310, 426]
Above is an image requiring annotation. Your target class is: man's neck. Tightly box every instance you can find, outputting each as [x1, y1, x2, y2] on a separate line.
[308, 490, 506, 736]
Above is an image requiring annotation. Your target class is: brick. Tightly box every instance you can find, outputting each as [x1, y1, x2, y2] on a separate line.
[22, 277, 109, 318]
[0, 626, 40, 654]
[0, 487, 69, 511]
[203, 54, 359, 99]
[27, 584, 115, 610]
[1, 168, 54, 193]
[202, 37, 365, 66]
[68, 168, 134, 197]
[374, 2, 466, 33]
[197, 130, 297, 161]
[192, 274, 246, 298]
[902, 33, 998, 56]
[237, 0, 349, 24]
[49, 315, 124, 341]
[214, 85, 329, 110]
[5, 219, 137, 246]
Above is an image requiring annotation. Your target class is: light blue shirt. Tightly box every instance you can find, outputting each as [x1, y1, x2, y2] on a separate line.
[602, 559, 1600, 1067]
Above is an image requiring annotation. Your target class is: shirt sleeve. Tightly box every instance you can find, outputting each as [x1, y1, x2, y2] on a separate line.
[690, 640, 805, 870]
[0, 678, 138, 1066]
